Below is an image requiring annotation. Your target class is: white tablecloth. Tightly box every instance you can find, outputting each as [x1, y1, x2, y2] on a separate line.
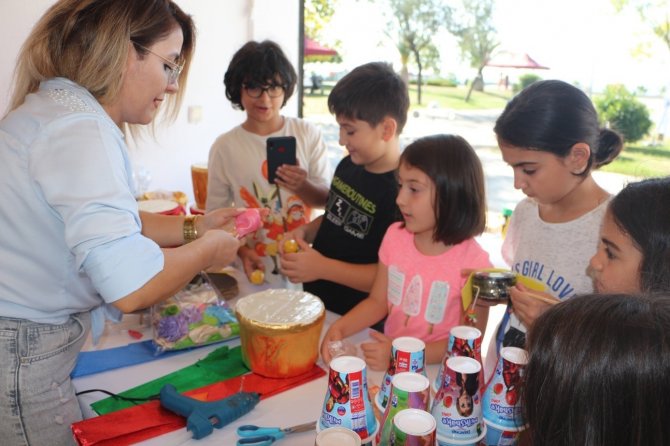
[73, 267, 441, 445]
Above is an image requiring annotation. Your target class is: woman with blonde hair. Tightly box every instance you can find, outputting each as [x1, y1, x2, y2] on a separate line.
[0, 1, 241, 444]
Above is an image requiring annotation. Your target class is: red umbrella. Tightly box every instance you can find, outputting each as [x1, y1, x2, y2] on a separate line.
[486, 51, 549, 70]
[304, 37, 338, 56]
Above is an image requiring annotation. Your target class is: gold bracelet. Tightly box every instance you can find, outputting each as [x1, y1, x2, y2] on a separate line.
[183, 215, 198, 243]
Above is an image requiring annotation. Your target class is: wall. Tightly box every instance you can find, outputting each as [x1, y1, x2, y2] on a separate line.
[0, 0, 301, 203]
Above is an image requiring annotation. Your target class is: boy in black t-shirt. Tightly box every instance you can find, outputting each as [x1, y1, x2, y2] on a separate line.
[279, 62, 408, 324]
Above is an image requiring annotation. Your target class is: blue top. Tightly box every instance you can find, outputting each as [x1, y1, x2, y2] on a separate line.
[0, 78, 163, 331]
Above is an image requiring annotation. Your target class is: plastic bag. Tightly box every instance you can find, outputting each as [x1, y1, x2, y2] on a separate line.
[151, 274, 239, 354]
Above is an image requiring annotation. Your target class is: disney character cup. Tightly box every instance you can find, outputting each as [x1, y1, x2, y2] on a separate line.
[482, 347, 528, 431]
[433, 326, 483, 393]
[319, 356, 378, 444]
[377, 336, 427, 412]
[432, 356, 486, 446]
[376, 372, 431, 445]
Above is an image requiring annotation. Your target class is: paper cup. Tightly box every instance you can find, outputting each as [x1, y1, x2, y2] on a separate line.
[436, 432, 486, 446]
[191, 163, 208, 210]
[319, 356, 379, 443]
[377, 336, 427, 412]
[390, 408, 436, 445]
[376, 372, 431, 444]
[433, 326, 483, 393]
[432, 357, 486, 443]
[482, 347, 528, 429]
[315, 426, 362, 446]
[483, 419, 523, 446]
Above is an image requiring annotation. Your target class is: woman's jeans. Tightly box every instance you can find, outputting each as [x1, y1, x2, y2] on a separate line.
[0, 313, 90, 446]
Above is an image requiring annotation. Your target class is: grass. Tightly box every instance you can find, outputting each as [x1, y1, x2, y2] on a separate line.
[302, 83, 511, 116]
[407, 84, 512, 110]
[302, 83, 669, 179]
[602, 143, 670, 178]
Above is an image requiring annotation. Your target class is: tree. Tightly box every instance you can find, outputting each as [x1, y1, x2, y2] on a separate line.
[385, 0, 447, 105]
[304, 0, 337, 40]
[447, 0, 499, 102]
[612, 1, 670, 55]
[595, 84, 653, 143]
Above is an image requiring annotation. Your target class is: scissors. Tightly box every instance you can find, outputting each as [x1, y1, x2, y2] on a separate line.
[236, 421, 316, 445]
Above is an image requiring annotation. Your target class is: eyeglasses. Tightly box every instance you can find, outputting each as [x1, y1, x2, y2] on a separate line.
[132, 41, 183, 85]
[243, 83, 285, 98]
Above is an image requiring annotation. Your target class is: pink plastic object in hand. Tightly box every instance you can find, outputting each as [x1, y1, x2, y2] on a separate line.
[234, 209, 262, 238]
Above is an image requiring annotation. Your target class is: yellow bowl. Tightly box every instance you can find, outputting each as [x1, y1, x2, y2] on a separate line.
[235, 289, 325, 378]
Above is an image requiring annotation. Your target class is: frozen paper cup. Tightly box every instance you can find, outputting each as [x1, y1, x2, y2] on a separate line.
[315, 426, 362, 446]
[433, 326, 483, 393]
[376, 372, 431, 444]
[389, 408, 436, 445]
[483, 419, 523, 446]
[482, 347, 528, 429]
[319, 356, 378, 443]
[432, 357, 486, 444]
[377, 336, 427, 412]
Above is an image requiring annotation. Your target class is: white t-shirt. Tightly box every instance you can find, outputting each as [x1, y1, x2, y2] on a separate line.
[484, 197, 609, 378]
[207, 116, 332, 287]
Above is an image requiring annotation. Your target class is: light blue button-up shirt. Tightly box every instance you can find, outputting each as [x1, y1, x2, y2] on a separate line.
[0, 78, 164, 336]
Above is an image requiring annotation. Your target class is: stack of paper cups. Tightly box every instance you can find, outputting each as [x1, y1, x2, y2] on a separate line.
[432, 356, 486, 446]
[433, 326, 483, 393]
[319, 356, 378, 444]
[376, 337, 427, 413]
[481, 347, 528, 445]
[376, 372, 431, 444]
[389, 408, 436, 445]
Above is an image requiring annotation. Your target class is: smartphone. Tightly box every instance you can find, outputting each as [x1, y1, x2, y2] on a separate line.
[266, 136, 297, 184]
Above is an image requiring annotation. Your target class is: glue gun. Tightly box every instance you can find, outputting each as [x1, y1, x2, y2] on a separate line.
[159, 384, 260, 439]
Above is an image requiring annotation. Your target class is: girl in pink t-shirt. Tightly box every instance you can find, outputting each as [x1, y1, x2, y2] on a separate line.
[320, 134, 492, 370]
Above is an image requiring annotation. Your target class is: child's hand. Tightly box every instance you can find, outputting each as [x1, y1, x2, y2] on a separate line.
[278, 227, 305, 255]
[238, 245, 264, 281]
[275, 162, 307, 194]
[360, 330, 393, 371]
[279, 239, 323, 283]
[320, 325, 344, 365]
[509, 283, 554, 328]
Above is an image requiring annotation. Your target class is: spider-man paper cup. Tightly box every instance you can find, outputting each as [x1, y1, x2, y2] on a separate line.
[377, 336, 427, 412]
[319, 356, 378, 444]
[433, 326, 483, 393]
[483, 418, 523, 446]
[482, 347, 528, 430]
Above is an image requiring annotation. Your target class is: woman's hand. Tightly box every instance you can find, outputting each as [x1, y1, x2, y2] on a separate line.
[199, 229, 242, 271]
[197, 207, 243, 234]
[360, 330, 392, 371]
[509, 283, 554, 328]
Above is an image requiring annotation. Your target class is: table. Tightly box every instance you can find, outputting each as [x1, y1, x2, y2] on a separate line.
[72, 267, 441, 445]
